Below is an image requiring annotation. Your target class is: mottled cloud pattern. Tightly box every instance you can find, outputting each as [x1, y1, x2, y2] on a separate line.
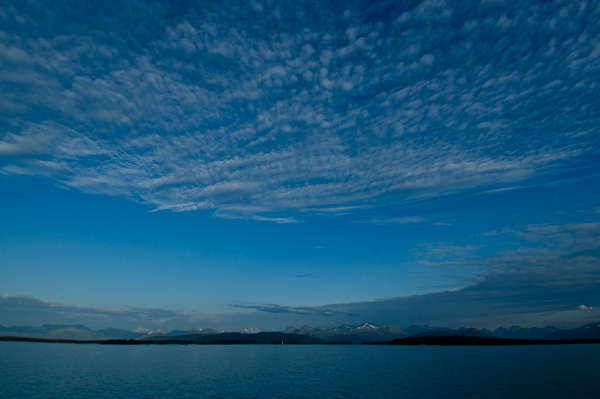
[1, 0, 599, 220]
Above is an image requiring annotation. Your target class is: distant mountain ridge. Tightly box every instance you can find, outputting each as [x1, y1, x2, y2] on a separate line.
[142, 331, 324, 344]
[488, 325, 562, 340]
[2, 322, 600, 343]
[282, 323, 409, 344]
[0, 324, 117, 340]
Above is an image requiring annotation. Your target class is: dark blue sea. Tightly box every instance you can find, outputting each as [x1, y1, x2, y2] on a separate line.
[1, 341, 599, 398]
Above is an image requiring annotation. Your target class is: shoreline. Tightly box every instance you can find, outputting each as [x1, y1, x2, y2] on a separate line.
[2, 335, 600, 346]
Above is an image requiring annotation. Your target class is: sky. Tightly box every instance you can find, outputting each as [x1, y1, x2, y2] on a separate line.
[1, 0, 599, 332]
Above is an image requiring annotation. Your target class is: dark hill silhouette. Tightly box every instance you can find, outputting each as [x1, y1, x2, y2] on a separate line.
[3, 321, 600, 343]
[144, 331, 325, 344]
[545, 322, 600, 340]
[491, 326, 561, 340]
[410, 327, 491, 338]
[371, 335, 600, 346]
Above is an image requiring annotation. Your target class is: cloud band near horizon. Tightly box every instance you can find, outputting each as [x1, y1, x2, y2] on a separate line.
[2, 222, 599, 331]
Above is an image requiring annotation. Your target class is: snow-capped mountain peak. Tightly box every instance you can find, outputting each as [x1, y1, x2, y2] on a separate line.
[357, 322, 379, 330]
[240, 327, 261, 334]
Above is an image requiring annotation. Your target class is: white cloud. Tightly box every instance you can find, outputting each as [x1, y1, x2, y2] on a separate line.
[365, 216, 426, 225]
[420, 54, 435, 65]
[578, 304, 596, 311]
[1, 0, 599, 220]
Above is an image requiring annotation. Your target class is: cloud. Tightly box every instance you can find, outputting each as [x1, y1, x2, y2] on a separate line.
[3, 219, 600, 331]
[504, 223, 600, 255]
[231, 303, 352, 317]
[314, 222, 600, 328]
[1, 0, 599, 220]
[578, 305, 596, 311]
[314, 251, 600, 328]
[414, 243, 481, 262]
[364, 216, 426, 225]
[0, 295, 357, 330]
[0, 295, 211, 330]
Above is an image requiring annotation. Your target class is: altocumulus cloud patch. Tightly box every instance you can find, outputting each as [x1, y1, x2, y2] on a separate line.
[1, 0, 599, 220]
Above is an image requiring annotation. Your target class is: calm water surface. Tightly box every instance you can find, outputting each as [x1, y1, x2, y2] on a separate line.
[1, 341, 599, 398]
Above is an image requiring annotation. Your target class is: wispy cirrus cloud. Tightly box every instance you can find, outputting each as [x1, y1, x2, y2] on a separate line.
[231, 303, 354, 317]
[361, 216, 427, 225]
[1, 0, 599, 220]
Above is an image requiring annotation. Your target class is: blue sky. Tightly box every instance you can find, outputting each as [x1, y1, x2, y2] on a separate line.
[1, 0, 599, 331]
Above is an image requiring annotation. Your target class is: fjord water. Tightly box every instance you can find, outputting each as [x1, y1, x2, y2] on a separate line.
[1, 342, 599, 398]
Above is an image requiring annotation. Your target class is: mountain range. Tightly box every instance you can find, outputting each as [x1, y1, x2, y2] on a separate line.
[1, 322, 599, 343]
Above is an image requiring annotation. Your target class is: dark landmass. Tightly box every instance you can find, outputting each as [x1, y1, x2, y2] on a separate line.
[489, 325, 561, 340]
[407, 327, 491, 339]
[143, 331, 325, 344]
[365, 335, 600, 346]
[0, 324, 112, 340]
[97, 327, 147, 340]
[2, 321, 600, 344]
[0, 332, 327, 345]
[3, 334, 600, 346]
